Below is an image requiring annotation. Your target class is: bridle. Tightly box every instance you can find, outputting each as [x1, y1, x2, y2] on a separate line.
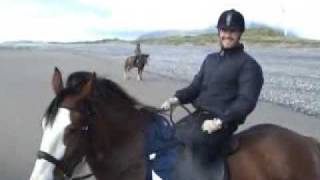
[37, 151, 93, 180]
[37, 106, 94, 180]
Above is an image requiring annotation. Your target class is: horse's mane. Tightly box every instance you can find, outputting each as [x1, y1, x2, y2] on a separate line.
[44, 71, 157, 126]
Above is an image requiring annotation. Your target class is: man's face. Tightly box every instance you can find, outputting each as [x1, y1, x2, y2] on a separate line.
[218, 28, 242, 49]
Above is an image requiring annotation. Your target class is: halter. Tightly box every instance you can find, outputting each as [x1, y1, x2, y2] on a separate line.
[37, 106, 93, 180]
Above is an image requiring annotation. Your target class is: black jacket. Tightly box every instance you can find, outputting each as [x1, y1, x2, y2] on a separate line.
[175, 44, 264, 125]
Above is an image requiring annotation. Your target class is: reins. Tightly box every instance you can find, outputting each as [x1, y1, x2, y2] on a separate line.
[157, 104, 192, 126]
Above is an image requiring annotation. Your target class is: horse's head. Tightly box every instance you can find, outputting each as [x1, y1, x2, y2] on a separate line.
[30, 68, 95, 180]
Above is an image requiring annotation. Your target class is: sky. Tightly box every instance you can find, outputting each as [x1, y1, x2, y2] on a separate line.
[0, 0, 319, 42]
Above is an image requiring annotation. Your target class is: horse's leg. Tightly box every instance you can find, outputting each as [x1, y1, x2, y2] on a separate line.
[124, 68, 129, 80]
[138, 65, 146, 81]
[124, 72, 128, 80]
[137, 68, 142, 81]
[124, 60, 129, 80]
[124, 67, 130, 80]
[125, 66, 133, 80]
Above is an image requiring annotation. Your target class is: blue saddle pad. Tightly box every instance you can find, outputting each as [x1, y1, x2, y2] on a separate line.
[144, 114, 230, 180]
[144, 113, 178, 180]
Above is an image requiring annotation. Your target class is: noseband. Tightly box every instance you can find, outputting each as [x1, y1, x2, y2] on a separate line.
[37, 150, 93, 180]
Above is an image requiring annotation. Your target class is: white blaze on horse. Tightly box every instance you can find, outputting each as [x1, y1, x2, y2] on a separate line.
[30, 109, 70, 180]
[124, 54, 149, 81]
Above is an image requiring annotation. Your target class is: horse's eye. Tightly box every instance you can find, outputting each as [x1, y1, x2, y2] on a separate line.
[66, 126, 77, 134]
[71, 110, 82, 120]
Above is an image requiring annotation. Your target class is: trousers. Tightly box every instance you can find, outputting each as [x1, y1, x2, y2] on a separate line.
[175, 110, 238, 164]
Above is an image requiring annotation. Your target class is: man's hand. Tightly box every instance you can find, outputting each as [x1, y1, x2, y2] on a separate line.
[160, 97, 180, 111]
[201, 118, 223, 134]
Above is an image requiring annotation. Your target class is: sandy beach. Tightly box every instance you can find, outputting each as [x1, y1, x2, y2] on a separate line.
[0, 45, 319, 180]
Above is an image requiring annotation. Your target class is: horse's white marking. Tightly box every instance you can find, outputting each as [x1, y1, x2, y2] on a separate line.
[152, 170, 162, 180]
[72, 158, 94, 179]
[124, 71, 128, 80]
[134, 104, 144, 110]
[148, 153, 163, 180]
[137, 74, 142, 81]
[30, 108, 71, 180]
[149, 153, 157, 160]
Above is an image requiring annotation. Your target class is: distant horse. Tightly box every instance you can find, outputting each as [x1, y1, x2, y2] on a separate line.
[124, 54, 149, 81]
[30, 68, 320, 180]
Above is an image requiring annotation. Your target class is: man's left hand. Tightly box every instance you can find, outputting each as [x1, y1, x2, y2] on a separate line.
[201, 118, 223, 134]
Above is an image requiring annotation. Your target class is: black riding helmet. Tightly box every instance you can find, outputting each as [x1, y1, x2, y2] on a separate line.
[217, 9, 245, 32]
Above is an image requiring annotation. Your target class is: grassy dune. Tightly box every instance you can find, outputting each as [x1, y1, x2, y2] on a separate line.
[54, 27, 320, 47]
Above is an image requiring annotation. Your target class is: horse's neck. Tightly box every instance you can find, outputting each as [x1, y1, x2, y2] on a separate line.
[86, 105, 149, 180]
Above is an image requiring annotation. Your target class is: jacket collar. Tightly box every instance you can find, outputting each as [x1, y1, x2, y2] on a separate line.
[219, 43, 244, 56]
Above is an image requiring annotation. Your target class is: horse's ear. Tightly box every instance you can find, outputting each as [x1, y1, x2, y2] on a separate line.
[52, 67, 64, 95]
[78, 72, 96, 99]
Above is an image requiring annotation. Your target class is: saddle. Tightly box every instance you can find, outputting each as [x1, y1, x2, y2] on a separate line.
[225, 135, 240, 155]
[170, 135, 240, 180]
[180, 134, 240, 180]
[175, 111, 241, 180]
[144, 113, 179, 180]
[133, 55, 141, 66]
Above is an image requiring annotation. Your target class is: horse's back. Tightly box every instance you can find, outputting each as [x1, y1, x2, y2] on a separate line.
[236, 123, 317, 149]
[229, 124, 320, 180]
[124, 55, 148, 69]
[125, 56, 134, 64]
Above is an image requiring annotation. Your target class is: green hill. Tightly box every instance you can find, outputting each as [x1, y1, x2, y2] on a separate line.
[139, 27, 320, 47]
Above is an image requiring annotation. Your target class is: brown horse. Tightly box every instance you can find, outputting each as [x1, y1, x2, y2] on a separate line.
[30, 69, 320, 180]
[124, 54, 149, 81]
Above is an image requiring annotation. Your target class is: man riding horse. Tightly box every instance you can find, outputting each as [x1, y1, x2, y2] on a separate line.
[134, 42, 142, 65]
[161, 9, 264, 164]
[124, 43, 149, 81]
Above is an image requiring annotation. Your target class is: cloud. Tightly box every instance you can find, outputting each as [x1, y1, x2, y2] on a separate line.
[0, 0, 319, 41]
[0, 0, 111, 42]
